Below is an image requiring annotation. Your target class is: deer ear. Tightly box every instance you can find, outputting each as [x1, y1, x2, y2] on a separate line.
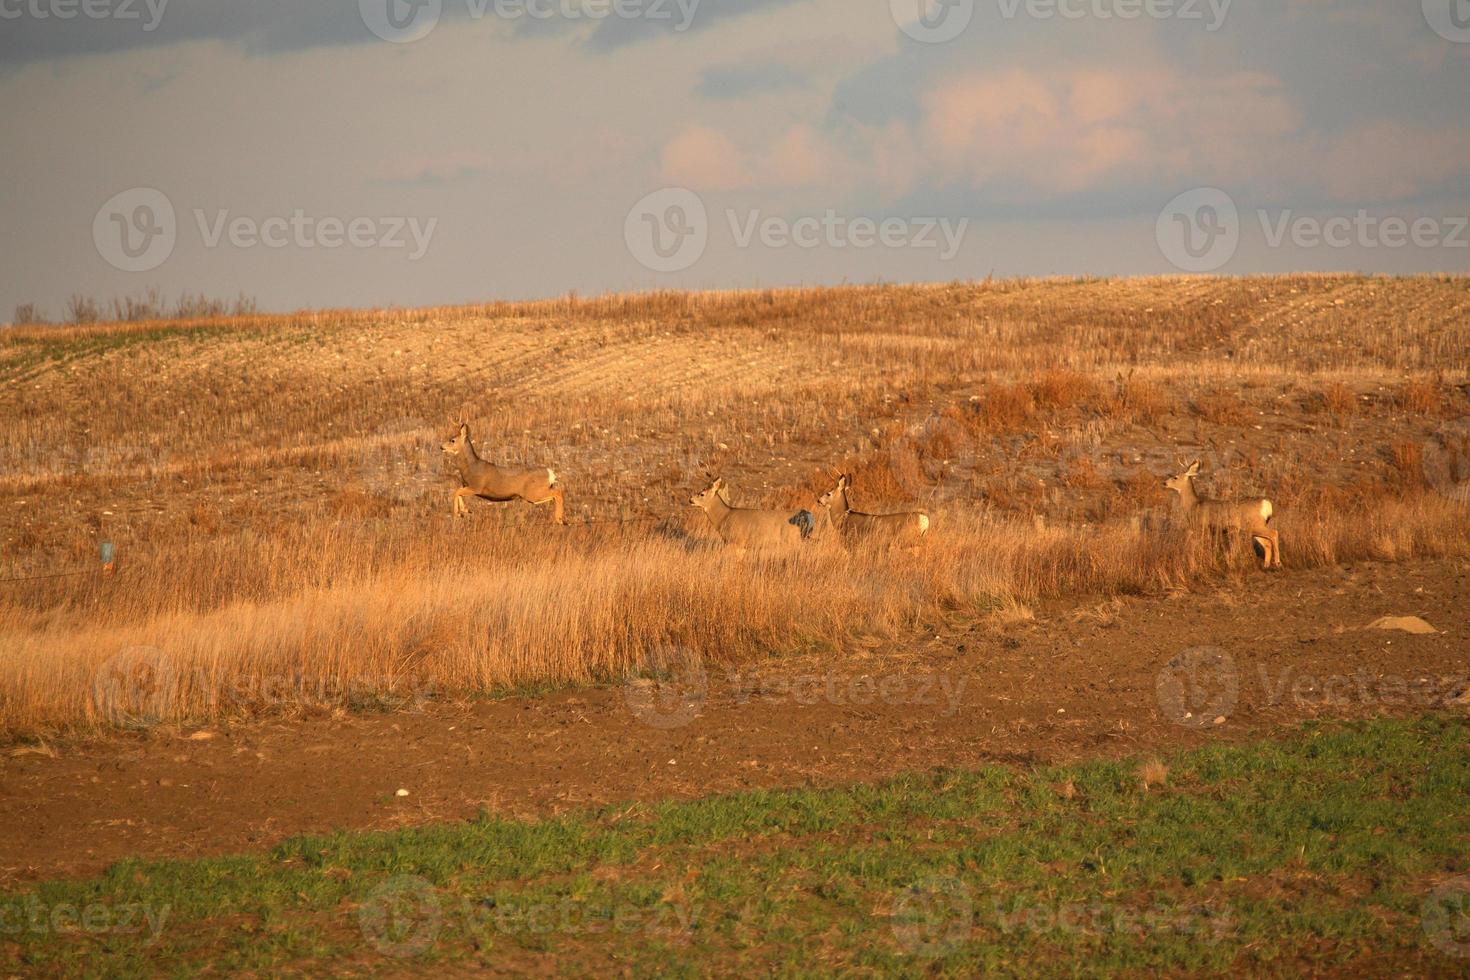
[1187, 460, 1201, 475]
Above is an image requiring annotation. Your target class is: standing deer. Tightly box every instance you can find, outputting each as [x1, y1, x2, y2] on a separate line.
[817, 474, 929, 544]
[441, 422, 565, 524]
[688, 478, 803, 553]
[1164, 460, 1281, 570]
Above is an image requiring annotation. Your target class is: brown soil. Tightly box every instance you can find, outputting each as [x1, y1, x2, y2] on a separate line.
[3, 556, 1467, 884]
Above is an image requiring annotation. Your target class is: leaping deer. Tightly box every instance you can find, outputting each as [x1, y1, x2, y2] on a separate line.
[688, 478, 804, 553]
[817, 474, 929, 544]
[1164, 460, 1281, 570]
[442, 422, 565, 524]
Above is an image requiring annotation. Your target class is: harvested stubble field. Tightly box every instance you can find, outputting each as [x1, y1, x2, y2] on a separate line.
[5, 276, 1470, 975]
[2, 274, 1470, 738]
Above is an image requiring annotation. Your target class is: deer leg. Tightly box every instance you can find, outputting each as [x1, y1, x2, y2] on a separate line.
[453, 487, 475, 518]
[1251, 532, 1276, 570]
[526, 489, 566, 525]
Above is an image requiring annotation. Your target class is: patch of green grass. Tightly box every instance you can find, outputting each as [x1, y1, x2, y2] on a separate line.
[0, 323, 246, 382]
[4, 717, 1469, 975]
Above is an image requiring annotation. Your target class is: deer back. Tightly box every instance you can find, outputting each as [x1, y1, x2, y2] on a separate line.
[463, 457, 556, 500]
[841, 510, 929, 540]
[715, 504, 804, 549]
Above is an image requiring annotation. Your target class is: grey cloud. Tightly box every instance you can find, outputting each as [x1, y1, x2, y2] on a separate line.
[0, 1, 378, 67]
[579, 0, 806, 50]
[0, 0, 812, 67]
[696, 60, 808, 99]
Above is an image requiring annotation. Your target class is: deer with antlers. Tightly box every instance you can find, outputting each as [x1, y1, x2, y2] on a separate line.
[1164, 459, 1281, 570]
[688, 478, 804, 553]
[817, 474, 929, 544]
[442, 421, 565, 524]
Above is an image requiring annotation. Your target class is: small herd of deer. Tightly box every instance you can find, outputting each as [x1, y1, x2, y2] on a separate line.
[441, 422, 1283, 569]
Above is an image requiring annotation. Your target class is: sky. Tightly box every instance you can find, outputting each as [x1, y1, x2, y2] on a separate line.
[2, 0, 1469, 318]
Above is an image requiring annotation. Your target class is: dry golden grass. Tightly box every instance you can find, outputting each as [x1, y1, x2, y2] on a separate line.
[2, 275, 1469, 737]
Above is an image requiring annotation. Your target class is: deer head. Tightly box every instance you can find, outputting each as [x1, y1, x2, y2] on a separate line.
[689, 478, 726, 511]
[442, 422, 471, 456]
[1163, 459, 1201, 497]
[817, 474, 851, 510]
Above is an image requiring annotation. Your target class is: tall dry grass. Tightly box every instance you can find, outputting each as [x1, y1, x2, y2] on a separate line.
[3, 491, 1467, 737]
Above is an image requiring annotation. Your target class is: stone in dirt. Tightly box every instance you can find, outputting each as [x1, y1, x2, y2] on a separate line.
[1366, 616, 1439, 635]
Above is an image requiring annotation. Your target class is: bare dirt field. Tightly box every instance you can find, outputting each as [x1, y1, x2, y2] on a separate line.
[3, 555, 1466, 883]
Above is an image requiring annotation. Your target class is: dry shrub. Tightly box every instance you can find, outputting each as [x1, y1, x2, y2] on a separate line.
[915, 415, 970, 463]
[1138, 760, 1169, 789]
[1029, 369, 1099, 413]
[1105, 376, 1171, 426]
[188, 503, 222, 533]
[1322, 381, 1357, 418]
[980, 383, 1035, 431]
[1280, 491, 1469, 567]
[1061, 456, 1105, 491]
[849, 447, 925, 501]
[1121, 467, 1165, 508]
[1400, 377, 1443, 416]
[1192, 388, 1250, 427]
[1390, 440, 1426, 489]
